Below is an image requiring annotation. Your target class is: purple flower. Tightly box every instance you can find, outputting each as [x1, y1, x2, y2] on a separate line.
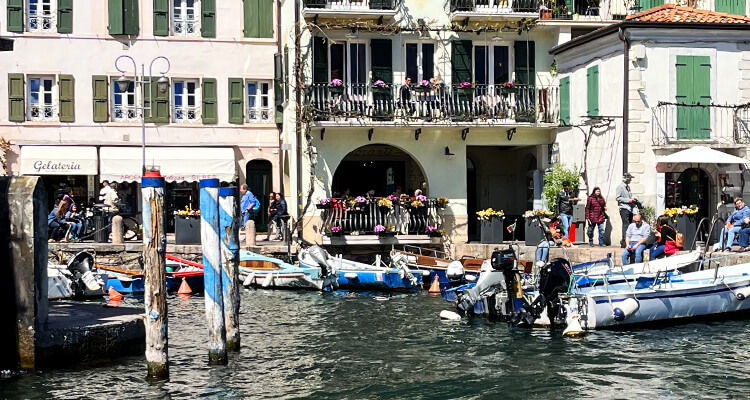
[330, 79, 343, 86]
[416, 194, 427, 202]
[373, 80, 386, 88]
[459, 81, 473, 88]
[355, 196, 366, 203]
[425, 225, 436, 233]
[387, 194, 398, 202]
[504, 82, 515, 88]
[419, 80, 430, 87]
[319, 198, 330, 205]
[331, 226, 342, 233]
[374, 224, 386, 233]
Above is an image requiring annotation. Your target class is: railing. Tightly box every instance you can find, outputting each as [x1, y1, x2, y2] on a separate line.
[450, 0, 541, 13]
[247, 106, 273, 122]
[29, 104, 57, 121]
[651, 102, 750, 145]
[319, 198, 445, 236]
[305, 83, 558, 124]
[113, 105, 139, 122]
[303, 0, 397, 10]
[174, 106, 201, 123]
[173, 16, 199, 36]
[28, 11, 55, 32]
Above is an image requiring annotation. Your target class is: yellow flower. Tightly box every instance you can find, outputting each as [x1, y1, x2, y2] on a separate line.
[477, 208, 504, 220]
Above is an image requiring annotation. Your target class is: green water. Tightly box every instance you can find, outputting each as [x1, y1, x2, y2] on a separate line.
[2, 290, 750, 399]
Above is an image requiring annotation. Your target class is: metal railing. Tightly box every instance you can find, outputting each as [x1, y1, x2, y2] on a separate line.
[305, 83, 558, 124]
[319, 198, 445, 236]
[29, 104, 57, 121]
[113, 105, 140, 122]
[651, 103, 750, 145]
[303, 0, 397, 10]
[172, 16, 199, 36]
[247, 106, 273, 122]
[27, 11, 55, 32]
[174, 106, 201, 123]
[450, 0, 541, 13]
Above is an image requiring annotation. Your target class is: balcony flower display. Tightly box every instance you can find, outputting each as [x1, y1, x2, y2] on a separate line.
[174, 206, 200, 217]
[501, 81, 516, 96]
[503, 81, 515, 88]
[355, 196, 367, 203]
[329, 79, 343, 87]
[459, 81, 473, 89]
[386, 194, 399, 202]
[317, 197, 331, 209]
[523, 209, 554, 219]
[372, 80, 386, 88]
[411, 199, 425, 208]
[419, 80, 430, 87]
[377, 198, 393, 210]
[331, 226, 342, 233]
[374, 224, 386, 233]
[477, 208, 504, 220]
[416, 194, 427, 202]
[426, 225, 446, 237]
[436, 197, 449, 208]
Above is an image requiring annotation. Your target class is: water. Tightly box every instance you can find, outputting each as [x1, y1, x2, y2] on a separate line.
[2, 290, 750, 399]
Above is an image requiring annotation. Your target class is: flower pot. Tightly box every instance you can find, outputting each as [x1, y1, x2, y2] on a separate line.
[378, 231, 397, 238]
[428, 231, 443, 238]
[525, 218, 546, 246]
[673, 214, 698, 250]
[480, 217, 504, 244]
[316, 204, 330, 210]
[328, 85, 344, 95]
[415, 86, 432, 93]
[371, 86, 390, 94]
[501, 87, 516, 96]
[175, 217, 201, 245]
[456, 87, 474, 95]
[328, 231, 342, 237]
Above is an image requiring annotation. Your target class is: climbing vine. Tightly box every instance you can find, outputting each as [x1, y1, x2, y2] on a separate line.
[0, 137, 9, 176]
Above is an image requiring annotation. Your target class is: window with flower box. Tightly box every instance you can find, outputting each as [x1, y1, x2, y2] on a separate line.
[246, 80, 272, 122]
[173, 79, 200, 122]
[28, 76, 57, 121]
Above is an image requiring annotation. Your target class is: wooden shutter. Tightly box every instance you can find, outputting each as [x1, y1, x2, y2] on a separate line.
[202, 78, 218, 124]
[274, 53, 283, 124]
[7, 0, 24, 33]
[153, 0, 169, 36]
[693, 57, 711, 139]
[57, 0, 73, 34]
[8, 73, 25, 122]
[451, 40, 472, 85]
[108, 0, 124, 35]
[244, 0, 260, 38]
[145, 77, 169, 123]
[370, 39, 393, 84]
[313, 37, 328, 84]
[258, 0, 273, 38]
[123, 0, 139, 35]
[716, 0, 745, 15]
[559, 76, 570, 126]
[58, 74, 75, 122]
[92, 75, 109, 122]
[228, 78, 244, 124]
[586, 65, 599, 116]
[676, 56, 711, 139]
[201, 0, 216, 38]
[639, 0, 663, 9]
[514, 40, 536, 86]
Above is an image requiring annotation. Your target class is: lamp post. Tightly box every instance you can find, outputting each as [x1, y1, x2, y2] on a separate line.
[114, 55, 171, 175]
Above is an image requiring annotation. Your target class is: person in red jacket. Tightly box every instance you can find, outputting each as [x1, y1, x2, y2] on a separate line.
[585, 186, 607, 246]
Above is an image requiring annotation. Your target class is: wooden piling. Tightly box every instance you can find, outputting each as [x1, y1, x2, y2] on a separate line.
[199, 179, 226, 364]
[141, 175, 169, 379]
[219, 187, 240, 351]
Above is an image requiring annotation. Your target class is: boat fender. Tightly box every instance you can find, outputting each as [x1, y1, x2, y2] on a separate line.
[261, 274, 273, 288]
[464, 275, 477, 282]
[344, 272, 359, 280]
[735, 286, 750, 301]
[420, 270, 431, 277]
[562, 298, 585, 337]
[439, 310, 462, 321]
[612, 298, 639, 322]
[446, 261, 465, 279]
[243, 273, 256, 287]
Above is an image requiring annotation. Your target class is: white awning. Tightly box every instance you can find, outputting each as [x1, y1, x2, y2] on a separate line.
[100, 147, 236, 183]
[656, 146, 749, 166]
[20, 145, 98, 175]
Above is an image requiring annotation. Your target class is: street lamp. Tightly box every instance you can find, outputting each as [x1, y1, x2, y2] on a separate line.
[114, 55, 171, 175]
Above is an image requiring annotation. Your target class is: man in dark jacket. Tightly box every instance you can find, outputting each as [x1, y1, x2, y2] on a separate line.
[272, 192, 289, 241]
[556, 182, 579, 239]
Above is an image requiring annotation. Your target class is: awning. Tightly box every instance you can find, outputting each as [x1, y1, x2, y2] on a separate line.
[100, 147, 236, 183]
[20, 145, 98, 175]
[656, 146, 749, 166]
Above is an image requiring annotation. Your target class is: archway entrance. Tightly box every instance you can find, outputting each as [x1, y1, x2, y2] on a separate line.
[246, 160, 273, 232]
[332, 144, 427, 198]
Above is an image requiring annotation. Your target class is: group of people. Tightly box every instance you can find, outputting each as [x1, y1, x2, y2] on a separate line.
[240, 184, 288, 241]
[719, 197, 750, 252]
[47, 186, 83, 242]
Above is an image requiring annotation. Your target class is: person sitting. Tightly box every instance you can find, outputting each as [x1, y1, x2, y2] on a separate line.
[48, 200, 73, 242]
[65, 203, 84, 241]
[736, 216, 750, 251]
[535, 216, 562, 265]
[622, 213, 651, 266]
[649, 215, 679, 260]
[721, 197, 750, 252]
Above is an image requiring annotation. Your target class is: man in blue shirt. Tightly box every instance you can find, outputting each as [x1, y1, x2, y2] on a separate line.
[240, 184, 258, 230]
[722, 197, 750, 251]
[622, 213, 651, 265]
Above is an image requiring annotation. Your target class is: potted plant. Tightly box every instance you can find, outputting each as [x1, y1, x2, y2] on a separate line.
[500, 81, 516, 96]
[426, 225, 445, 238]
[664, 206, 699, 250]
[375, 224, 396, 237]
[523, 209, 554, 246]
[377, 197, 393, 213]
[539, 2, 553, 19]
[328, 225, 343, 237]
[457, 81, 474, 95]
[316, 198, 331, 209]
[174, 206, 201, 245]
[329, 78, 344, 95]
[371, 79, 389, 94]
[436, 197, 449, 209]
[477, 208, 505, 244]
[415, 79, 432, 93]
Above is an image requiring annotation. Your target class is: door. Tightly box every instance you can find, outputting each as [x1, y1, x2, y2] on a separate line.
[246, 160, 273, 232]
[676, 55, 711, 140]
[677, 168, 710, 223]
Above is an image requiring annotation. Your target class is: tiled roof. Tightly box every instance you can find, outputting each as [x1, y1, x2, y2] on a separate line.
[625, 4, 750, 24]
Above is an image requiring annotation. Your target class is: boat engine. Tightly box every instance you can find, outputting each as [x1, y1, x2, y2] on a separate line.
[305, 245, 335, 278]
[455, 259, 506, 314]
[67, 251, 105, 297]
[510, 258, 572, 328]
[390, 252, 418, 286]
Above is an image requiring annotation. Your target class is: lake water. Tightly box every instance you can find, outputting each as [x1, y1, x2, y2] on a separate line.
[2, 290, 750, 399]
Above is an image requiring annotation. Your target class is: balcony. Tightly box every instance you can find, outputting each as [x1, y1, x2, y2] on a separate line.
[651, 102, 750, 146]
[450, 0, 541, 20]
[304, 83, 558, 125]
[303, 0, 398, 19]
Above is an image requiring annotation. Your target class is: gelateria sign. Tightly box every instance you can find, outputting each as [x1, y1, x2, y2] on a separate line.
[20, 146, 98, 175]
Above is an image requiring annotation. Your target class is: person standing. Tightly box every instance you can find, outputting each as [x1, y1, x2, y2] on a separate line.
[103, 182, 120, 214]
[556, 182, 579, 239]
[265, 192, 278, 241]
[616, 173, 638, 248]
[239, 184, 259, 230]
[272, 192, 289, 241]
[622, 213, 651, 266]
[585, 186, 607, 246]
[99, 180, 111, 202]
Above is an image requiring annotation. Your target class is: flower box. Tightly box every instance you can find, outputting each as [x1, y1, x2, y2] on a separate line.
[480, 217, 504, 244]
[456, 87, 474, 95]
[378, 231, 397, 237]
[175, 216, 201, 245]
[673, 214, 698, 250]
[316, 204, 330, 210]
[428, 231, 443, 238]
[415, 86, 432, 93]
[501, 86, 516, 96]
[328, 85, 344, 95]
[525, 218, 546, 246]
[371, 86, 390, 95]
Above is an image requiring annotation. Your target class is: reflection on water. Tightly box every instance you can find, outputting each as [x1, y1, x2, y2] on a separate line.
[2, 290, 750, 399]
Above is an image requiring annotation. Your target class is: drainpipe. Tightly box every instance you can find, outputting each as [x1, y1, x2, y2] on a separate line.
[618, 27, 630, 175]
[294, 0, 303, 241]
[276, 0, 283, 196]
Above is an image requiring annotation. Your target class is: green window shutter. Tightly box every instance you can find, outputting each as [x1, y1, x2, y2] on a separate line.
[514, 40, 536, 86]
[8, 73, 25, 122]
[146, 77, 169, 123]
[92, 75, 109, 123]
[243, 0, 255, 38]
[57, 0, 73, 34]
[586, 65, 599, 116]
[7, 0, 24, 33]
[313, 37, 328, 84]
[716, 0, 745, 15]
[123, 0, 139, 35]
[202, 78, 218, 124]
[451, 40, 472, 84]
[693, 57, 711, 139]
[228, 78, 244, 124]
[108, 0, 124, 35]
[274, 53, 284, 124]
[559, 76, 570, 126]
[153, 0, 169, 36]
[58, 74, 75, 122]
[244, 0, 272, 38]
[676, 56, 711, 139]
[201, 0, 216, 38]
[370, 39, 393, 84]
[639, 0, 663, 10]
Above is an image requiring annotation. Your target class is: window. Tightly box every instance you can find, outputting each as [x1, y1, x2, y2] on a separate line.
[173, 79, 200, 122]
[112, 79, 138, 122]
[28, 76, 56, 121]
[172, 0, 199, 36]
[246, 81, 272, 122]
[27, 0, 56, 32]
[474, 45, 510, 86]
[405, 42, 435, 83]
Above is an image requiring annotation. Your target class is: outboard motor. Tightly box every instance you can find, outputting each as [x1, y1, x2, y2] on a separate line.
[67, 251, 104, 296]
[456, 259, 506, 314]
[390, 252, 418, 286]
[510, 258, 573, 328]
[490, 246, 525, 315]
[445, 261, 465, 282]
[306, 245, 335, 278]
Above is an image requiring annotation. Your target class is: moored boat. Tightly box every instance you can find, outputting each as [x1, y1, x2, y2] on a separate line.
[241, 246, 338, 291]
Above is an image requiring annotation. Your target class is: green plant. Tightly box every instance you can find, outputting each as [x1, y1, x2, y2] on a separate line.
[639, 205, 656, 227]
[542, 164, 579, 215]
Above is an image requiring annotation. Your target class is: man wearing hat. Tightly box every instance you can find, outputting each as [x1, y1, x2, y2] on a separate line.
[616, 173, 639, 248]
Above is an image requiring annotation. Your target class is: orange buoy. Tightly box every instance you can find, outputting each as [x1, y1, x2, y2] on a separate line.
[428, 275, 441, 293]
[108, 287, 124, 301]
[177, 277, 192, 294]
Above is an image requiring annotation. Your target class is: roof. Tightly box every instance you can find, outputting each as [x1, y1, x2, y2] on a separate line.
[625, 4, 750, 24]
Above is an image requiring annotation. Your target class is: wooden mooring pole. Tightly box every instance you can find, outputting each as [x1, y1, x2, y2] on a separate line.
[219, 187, 240, 351]
[142, 173, 169, 379]
[200, 179, 227, 364]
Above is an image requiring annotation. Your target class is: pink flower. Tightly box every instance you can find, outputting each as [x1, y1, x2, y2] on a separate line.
[319, 198, 330, 205]
[419, 80, 430, 87]
[373, 80, 386, 88]
[330, 79, 343, 86]
[331, 226, 342, 233]
[416, 194, 427, 202]
[425, 225, 436, 233]
[387, 194, 398, 202]
[374, 224, 386, 233]
[459, 81, 473, 88]
[355, 196, 366, 203]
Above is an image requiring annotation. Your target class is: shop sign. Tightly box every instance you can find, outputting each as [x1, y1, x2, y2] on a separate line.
[20, 146, 99, 176]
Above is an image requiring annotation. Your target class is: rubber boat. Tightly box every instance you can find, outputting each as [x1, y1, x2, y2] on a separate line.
[241, 246, 338, 291]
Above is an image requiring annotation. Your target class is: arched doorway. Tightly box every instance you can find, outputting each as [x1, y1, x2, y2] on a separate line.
[331, 144, 427, 198]
[467, 156, 478, 241]
[676, 168, 710, 223]
[246, 160, 273, 232]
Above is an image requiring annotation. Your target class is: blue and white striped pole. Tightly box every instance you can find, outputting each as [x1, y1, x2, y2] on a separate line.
[219, 187, 240, 351]
[142, 174, 169, 379]
[200, 178, 226, 364]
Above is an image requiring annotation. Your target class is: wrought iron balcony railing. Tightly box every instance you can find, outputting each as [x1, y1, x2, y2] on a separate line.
[304, 0, 397, 11]
[651, 102, 750, 145]
[450, 0, 541, 13]
[318, 198, 445, 237]
[305, 83, 558, 124]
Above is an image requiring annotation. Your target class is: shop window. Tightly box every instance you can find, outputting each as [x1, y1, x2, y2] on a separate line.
[112, 79, 139, 122]
[28, 76, 57, 121]
[173, 79, 200, 122]
[246, 81, 272, 122]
